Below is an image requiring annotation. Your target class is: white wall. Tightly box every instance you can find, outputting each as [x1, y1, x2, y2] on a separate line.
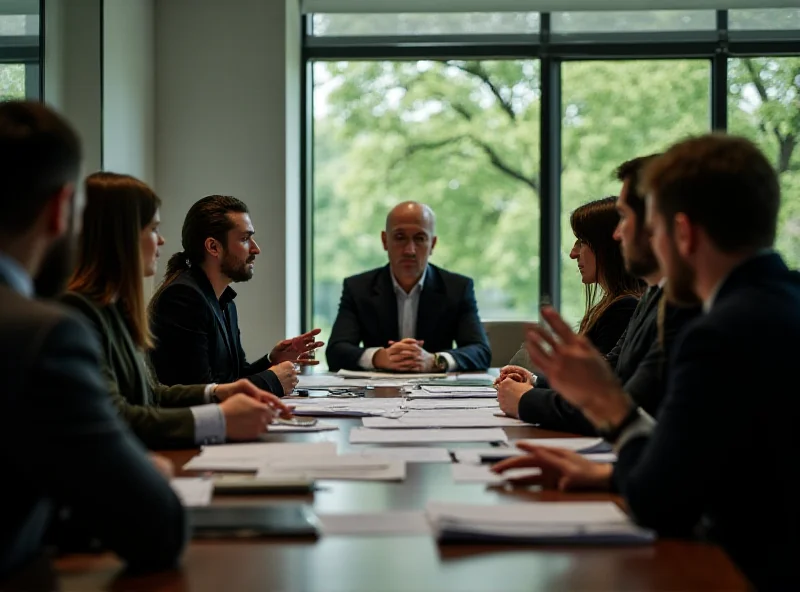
[102, 0, 155, 184]
[155, 0, 302, 357]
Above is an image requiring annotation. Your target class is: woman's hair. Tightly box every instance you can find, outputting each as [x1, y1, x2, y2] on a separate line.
[570, 196, 645, 335]
[68, 172, 161, 349]
[151, 195, 248, 302]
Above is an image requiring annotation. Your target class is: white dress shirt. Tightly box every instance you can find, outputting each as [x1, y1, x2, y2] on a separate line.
[359, 267, 457, 371]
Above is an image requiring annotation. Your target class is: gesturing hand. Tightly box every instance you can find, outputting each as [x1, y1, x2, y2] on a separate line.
[524, 306, 630, 427]
[269, 328, 324, 366]
[491, 442, 613, 491]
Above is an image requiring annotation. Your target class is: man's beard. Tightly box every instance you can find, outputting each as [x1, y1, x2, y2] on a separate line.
[624, 231, 659, 279]
[221, 252, 254, 283]
[34, 235, 76, 298]
[665, 242, 701, 306]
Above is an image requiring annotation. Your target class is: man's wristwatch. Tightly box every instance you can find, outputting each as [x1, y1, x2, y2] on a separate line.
[432, 353, 448, 372]
[597, 405, 642, 444]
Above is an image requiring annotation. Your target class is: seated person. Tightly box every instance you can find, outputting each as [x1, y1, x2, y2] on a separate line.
[496, 162, 699, 434]
[493, 135, 798, 591]
[149, 195, 323, 395]
[0, 101, 185, 578]
[326, 201, 491, 372]
[61, 173, 292, 449]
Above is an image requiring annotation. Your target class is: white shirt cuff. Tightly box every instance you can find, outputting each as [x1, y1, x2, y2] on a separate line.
[439, 352, 458, 371]
[203, 383, 217, 402]
[359, 347, 381, 370]
[191, 404, 226, 445]
[613, 409, 657, 454]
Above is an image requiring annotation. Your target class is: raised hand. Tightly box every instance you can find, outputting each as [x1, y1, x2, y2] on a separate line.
[269, 328, 324, 365]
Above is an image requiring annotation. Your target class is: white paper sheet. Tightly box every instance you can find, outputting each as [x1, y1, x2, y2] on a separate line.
[291, 397, 405, 417]
[452, 447, 617, 465]
[349, 427, 508, 445]
[421, 385, 497, 394]
[404, 398, 499, 410]
[362, 413, 525, 429]
[349, 446, 452, 463]
[337, 369, 446, 379]
[296, 375, 351, 389]
[407, 389, 497, 400]
[170, 478, 213, 506]
[256, 456, 406, 481]
[451, 463, 541, 484]
[268, 421, 339, 433]
[318, 511, 431, 536]
[513, 438, 610, 453]
[183, 442, 337, 472]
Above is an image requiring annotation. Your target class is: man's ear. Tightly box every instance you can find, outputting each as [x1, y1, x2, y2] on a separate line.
[673, 213, 696, 258]
[430, 235, 437, 253]
[44, 184, 76, 239]
[381, 230, 388, 252]
[204, 237, 221, 259]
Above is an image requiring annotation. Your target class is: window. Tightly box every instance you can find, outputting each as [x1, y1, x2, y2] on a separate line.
[311, 13, 540, 36]
[312, 60, 541, 365]
[0, 1, 40, 100]
[728, 57, 800, 268]
[552, 10, 715, 33]
[729, 9, 800, 31]
[560, 60, 711, 326]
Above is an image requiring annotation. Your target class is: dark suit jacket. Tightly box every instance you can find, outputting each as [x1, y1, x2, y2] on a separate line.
[0, 279, 186, 578]
[614, 253, 799, 591]
[61, 292, 207, 449]
[326, 264, 491, 372]
[149, 268, 284, 396]
[519, 290, 700, 434]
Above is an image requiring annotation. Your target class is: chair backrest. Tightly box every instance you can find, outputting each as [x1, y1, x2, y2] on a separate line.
[482, 321, 531, 368]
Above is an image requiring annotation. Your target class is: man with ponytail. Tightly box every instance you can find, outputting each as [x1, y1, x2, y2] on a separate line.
[150, 196, 322, 396]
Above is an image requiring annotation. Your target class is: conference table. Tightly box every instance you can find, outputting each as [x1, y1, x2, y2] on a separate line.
[50, 384, 748, 592]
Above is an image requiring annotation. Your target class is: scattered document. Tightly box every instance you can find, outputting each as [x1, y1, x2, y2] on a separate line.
[296, 375, 352, 389]
[362, 413, 525, 429]
[421, 386, 497, 394]
[268, 421, 339, 433]
[407, 388, 497, 400]
[451, 447, 520, 465]
[426, 501, 655, 544]
[404, 398, 500, 410]
[349, 446, 452, 463]
[291, 397, 405, 418]
[184, 442, 337, 472]
[170, 478, 213, 507]
[257, 456, 406, 481]
[318, 511, 431, 536]
[337, 369, 446, 380]
[349, 427, 508, 445]
[451, 463, 541, 484]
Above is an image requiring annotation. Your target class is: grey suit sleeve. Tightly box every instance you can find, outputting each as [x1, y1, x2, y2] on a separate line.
[10, 316, 187, 570]
[444, 279, 491, 371]
[326, 280, 367, 372]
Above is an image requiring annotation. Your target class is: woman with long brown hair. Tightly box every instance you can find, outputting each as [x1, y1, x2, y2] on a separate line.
[61, 172, 290, 449]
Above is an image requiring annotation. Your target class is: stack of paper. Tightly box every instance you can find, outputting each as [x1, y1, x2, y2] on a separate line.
[291, 397, 405, 418]
[426, 501, 655, 544]
[407, 386, 498, 400]
[296, 375, 352, 389]
[170, 478, 214, 506]
[337, 369, 446, 380]
[257, 456, 406, 481]
[404, 398, 500, 410]
[349, 446, 452, 463]
[362, 410, 525, 429]
[183, 442, 338, 472]
[349, 427, 508, 445]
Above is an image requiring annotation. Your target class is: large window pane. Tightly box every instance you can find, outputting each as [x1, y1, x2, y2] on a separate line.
[0, 14, 38, 36]
[729, 57, 800, 267]
[311, 13, 540, 36]
[552, 11, 714, 33]
[0, 64, 25, 100]
[560, 60, 711, 327]
[312, 60, 541, 367]
[729, 9, 800, 30]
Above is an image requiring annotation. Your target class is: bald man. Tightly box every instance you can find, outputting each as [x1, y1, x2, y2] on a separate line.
[326, 202, 491, 373]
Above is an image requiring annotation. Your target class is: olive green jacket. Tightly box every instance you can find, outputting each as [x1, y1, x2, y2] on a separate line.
[61, 292, 206, 449]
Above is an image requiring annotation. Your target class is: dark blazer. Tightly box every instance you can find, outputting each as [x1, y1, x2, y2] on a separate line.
[61, 292, 207, 449]
[0, 280, 186, 578]
[326, 264, 491, 372]
[518, 290, 700, 434]
[614, 253, 799, 591]
[149, 268, 284, 396]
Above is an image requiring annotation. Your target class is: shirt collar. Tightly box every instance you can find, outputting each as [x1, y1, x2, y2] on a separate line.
[703, 248, 775, 313]
[391, 265, 427, 297]
[0, 252, 34, 298]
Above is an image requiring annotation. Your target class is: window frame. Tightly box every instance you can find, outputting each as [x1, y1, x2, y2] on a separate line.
[301, 9, 800, 328]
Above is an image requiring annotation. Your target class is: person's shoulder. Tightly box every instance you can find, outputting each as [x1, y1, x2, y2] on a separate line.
[59, 291, 108, 324]
[608, 294, 640, 312]
[428, 264, 474, 288]
[342, 266, 388, 289]
[154, 273, 207, 306]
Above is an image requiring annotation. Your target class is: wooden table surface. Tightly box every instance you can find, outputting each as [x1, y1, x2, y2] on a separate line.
[50, 387, 748, 592]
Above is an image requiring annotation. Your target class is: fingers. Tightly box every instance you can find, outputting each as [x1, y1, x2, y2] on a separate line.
[540, 306, 579, 345]
[514, 445, 575, 472]
[258, 392, 292, 414]
[491, 454, 539, 473]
